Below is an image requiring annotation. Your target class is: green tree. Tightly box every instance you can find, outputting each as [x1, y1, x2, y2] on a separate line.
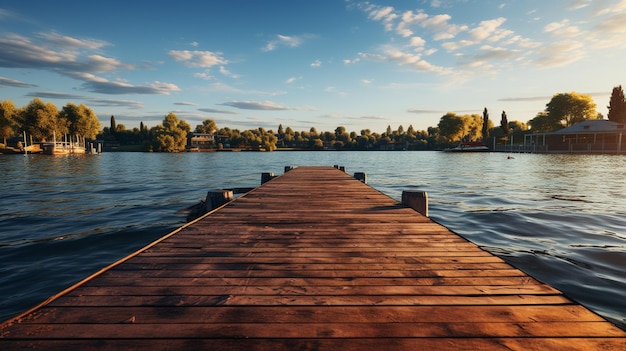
[528, 111, 561, 132]
[385, 125, 392, 136]
[195, 119, 218, 134]
[110, 115, 116, 134]
[545, 92, 598, 127]
[152, 112, 190, 152]
[607, 85, 626, 123]
[500, 111, 510, 135]
[437, 113, 465, 143]
[59, 103, 101, 139]
[19, 98, 59, 141]
[437, 112, 483, 143]
[482, 108, 489, 141]
[466, 114, 484, 141]
[406, 125, 415, 136]
[0, 100, 17, 145]
[281, 129, 294, 147]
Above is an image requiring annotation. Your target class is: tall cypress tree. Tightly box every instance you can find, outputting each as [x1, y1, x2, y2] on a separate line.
[482, 107, 489, 140]
[500, 110, 510, 135]
[607, 85, 626, 123]
[110, 115, 117, 134]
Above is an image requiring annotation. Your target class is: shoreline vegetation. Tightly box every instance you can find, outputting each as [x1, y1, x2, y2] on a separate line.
[1, 86, 625, 153]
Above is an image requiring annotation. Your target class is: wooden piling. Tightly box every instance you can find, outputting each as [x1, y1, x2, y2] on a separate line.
[261, 172, 275, 184]
[204, 189, 233, 212]
[402, 190, 428, 217]
[353, 172, 367, 183]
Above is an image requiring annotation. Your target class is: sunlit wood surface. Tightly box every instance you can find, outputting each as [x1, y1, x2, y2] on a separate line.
[2, 166, 624, 350]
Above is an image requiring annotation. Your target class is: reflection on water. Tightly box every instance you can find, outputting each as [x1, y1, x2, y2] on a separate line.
[0, 151, 624, 328]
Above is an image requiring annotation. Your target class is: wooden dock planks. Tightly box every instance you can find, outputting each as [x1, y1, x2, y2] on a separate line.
[1, 166, 625, 350]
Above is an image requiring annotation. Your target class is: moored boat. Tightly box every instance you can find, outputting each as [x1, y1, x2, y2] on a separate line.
[42, 133, 86, 155]
[444, 141, 489, 152]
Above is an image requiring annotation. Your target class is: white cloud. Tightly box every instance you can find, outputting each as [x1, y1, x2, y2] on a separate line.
[409, 36, 426, 47]
[89, 98, 144, 109]
[359, 49, 451, 74]
[194, 72, 212, 80]
[80, 77, 180, 95]
[535, 40, 585, 67]
[594, 0, 626, 15]
[219, 66, 239, 78]
[285, 77, 298, 84]
[324, 86, 348, 97]
[568, 0, 592, 10]
[197, 107, 238, 114]
[441, 39, 473, 51]
[397, 10, 429, 38]
[468, 17, 507, 42]
[168, 50, 227, 68]
[502, 35, 540, 48]
[594, 12, 626, 33]
[219, 100, 293, 110]
[262, 34, 305, 52]
[87, 55, 127, 72]
[421, 14, 468, 40]
[310, 59, 322, 68]
[37, 31, 109, 50]
[367, 6, 397, 31]
[475, 45, 520, 60]
[544, 19, 580, 38]
[0, 76, 36, 87]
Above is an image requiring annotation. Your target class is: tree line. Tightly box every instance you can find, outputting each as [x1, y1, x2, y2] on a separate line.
[1, 86, 624, 152]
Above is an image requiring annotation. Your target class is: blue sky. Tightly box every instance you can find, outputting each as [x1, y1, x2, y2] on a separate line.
[1, 0, 625, 133]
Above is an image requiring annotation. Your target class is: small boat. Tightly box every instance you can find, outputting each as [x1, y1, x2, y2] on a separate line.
[444, 141, 490, 152]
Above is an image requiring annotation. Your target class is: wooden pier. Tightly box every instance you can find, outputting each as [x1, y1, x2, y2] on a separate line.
[1, 166, 624, 350]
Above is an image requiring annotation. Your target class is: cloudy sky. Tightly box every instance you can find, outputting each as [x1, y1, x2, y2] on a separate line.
[1, 0, 625, 132]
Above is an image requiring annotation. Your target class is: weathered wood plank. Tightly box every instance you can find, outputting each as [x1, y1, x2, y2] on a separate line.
[48, 294, 573, 307]
[1, 338, 623, 351]
[90, 270, 528, 286]
[18, 305, 608, 324]
[64, 284, 560, 296]
[6, 321, 625, 339]
[114, 255, 506, 264]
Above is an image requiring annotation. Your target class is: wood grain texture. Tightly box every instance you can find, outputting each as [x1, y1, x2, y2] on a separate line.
[1, 166, 624, 350]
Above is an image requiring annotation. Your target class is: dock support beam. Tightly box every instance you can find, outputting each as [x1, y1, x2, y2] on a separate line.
[284, 166, 295, 173]
[261, 172, 275, 184]
[204, 190, 234, 212]
[354, 172, 367, 183]
[402, 190, 428, 217]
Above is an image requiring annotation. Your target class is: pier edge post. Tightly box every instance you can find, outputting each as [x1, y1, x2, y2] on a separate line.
[261, 172, 275, 184]
[284, 166, 294, 173]
[402, 190, 428, 217]
[204, 190, 234, 212]
[354, 172, 367, 183]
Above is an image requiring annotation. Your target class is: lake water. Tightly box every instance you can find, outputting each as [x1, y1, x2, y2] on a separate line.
[1, 151, 625, 329]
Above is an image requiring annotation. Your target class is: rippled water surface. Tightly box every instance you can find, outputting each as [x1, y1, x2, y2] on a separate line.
[1, 151, 624, 328]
